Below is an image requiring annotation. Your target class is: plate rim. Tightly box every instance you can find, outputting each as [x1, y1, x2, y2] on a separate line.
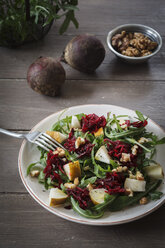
[18, 104, 165, 226]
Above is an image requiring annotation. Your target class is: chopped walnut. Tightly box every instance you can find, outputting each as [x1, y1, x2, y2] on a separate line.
[147, 41, 158, 51]
[128, 171, 136, 179]
[122, 47, 140, 57]
[111, 30, 158, 57]
[125, 188, 134, 197]
[141, 50, 152, 56]
[138, 137, 148, 144]
[131, 145, 138, 155]
[120, 153, 131, 162]
[64, 183, 76, 189]
[112, 166, 128, 173]
[111, 31, 126, 49]
[118, 37, 130, 52]
[133, 32, 145, 39]
[139, 197, 148, 205]
[30, 170, 40, 177]
[130, 38, 147, 50]
[53, 147, 65, 157]
[136, 171, 144, 181]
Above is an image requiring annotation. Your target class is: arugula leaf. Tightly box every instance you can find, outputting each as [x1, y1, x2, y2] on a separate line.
[110, 159, 119, 168]
[105, 127, 145, 140]
[135, 110, 146, 121]
[38, 170, 45, 183]
[148, 191, 163, 200]
[113, 114, 123, 132]
[80, 176, 97, 187]
[70, 197, 104, 219]
[92, 194, 117, 212]
[126, 138, 151, 153]
[156, 137, 165, 145]
[27, 162, 39, 175]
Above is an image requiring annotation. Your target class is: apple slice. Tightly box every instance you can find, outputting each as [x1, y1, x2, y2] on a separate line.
[144, 163, 164, 179]
[49, 188, 68, 207]
[124, 178, 146, 192]
[89, 188, 106, 205]
[46, 131, 67, 143]
[95, 145, 111, 164]
[70, 115, 81, 129]
[64, 161, 81, 181]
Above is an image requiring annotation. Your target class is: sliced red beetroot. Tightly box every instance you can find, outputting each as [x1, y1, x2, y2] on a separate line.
[131, 120, 148, 128]
[43, 150, 67, 187]
[95, 172, 125, 194]
[104, 139, 141, 167]
[67, 187, 91, 209]
[81, 114, 106, 133]
[63, 129, 76, 152]
[64, 129, 94, 157]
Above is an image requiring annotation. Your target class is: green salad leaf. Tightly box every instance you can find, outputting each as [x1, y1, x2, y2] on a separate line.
[70, 197, 104, 219]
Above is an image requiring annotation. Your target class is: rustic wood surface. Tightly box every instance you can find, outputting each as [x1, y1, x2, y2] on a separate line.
[0, 0, 165, 247]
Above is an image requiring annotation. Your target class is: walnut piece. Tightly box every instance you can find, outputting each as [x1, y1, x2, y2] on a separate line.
[139, 197, 148, 205]
[111, 30, 157, 57]
[122, 47, 140, 57]
[53, 147, 65, 157]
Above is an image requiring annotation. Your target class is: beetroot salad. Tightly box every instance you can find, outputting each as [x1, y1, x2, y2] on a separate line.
[27, 110, 165, 219]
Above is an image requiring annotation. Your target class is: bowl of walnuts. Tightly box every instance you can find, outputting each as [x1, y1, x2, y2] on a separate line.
[107, 24, 162, 63]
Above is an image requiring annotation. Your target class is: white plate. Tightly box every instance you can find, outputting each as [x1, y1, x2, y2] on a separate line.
[18, 104, 165, 225]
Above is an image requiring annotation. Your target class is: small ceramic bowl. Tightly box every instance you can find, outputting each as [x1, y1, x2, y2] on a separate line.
[107, 24, 162, 63]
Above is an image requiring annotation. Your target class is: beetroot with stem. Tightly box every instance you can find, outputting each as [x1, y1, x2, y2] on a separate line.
[61, 34, 105, 73]
[27, 57, 66, 96]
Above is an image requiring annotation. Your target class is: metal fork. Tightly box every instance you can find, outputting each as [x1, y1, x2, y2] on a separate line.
[0, 128, 66, 152]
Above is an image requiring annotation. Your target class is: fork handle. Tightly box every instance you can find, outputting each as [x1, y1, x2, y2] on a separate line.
[0, 128, 25, 139]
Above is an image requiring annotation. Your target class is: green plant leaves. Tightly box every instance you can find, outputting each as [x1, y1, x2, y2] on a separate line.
[0, 0, 79, 46]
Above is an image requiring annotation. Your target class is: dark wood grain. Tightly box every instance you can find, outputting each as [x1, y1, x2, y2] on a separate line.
[0, 0, 165, 80]
[0, 0, 165, 247]
[0, 36, 165, 80]
[0, 134, 25, 192]
[0, 79, 165, 130]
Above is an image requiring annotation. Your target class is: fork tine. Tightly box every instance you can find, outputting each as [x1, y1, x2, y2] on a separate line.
[34, 141, 50, 152]
[39, 134, 59, 149]
[43, 133, 66, 150]
[36, 138, 56, 151]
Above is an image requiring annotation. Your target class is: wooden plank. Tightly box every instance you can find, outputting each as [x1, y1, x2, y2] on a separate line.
[0, 79, 165, 130]
[0, 35, 165, 80]
[0, 0, 165, 80]
[0, 134, 26, 192]
[0, 194, 164, 248]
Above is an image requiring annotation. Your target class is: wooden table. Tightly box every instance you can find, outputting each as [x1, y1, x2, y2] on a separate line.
[0, 0, 165, 247]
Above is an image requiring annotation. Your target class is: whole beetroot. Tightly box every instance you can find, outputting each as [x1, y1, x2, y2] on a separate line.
[27, 57, 66, 96]
[62, 34, 105, 73]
